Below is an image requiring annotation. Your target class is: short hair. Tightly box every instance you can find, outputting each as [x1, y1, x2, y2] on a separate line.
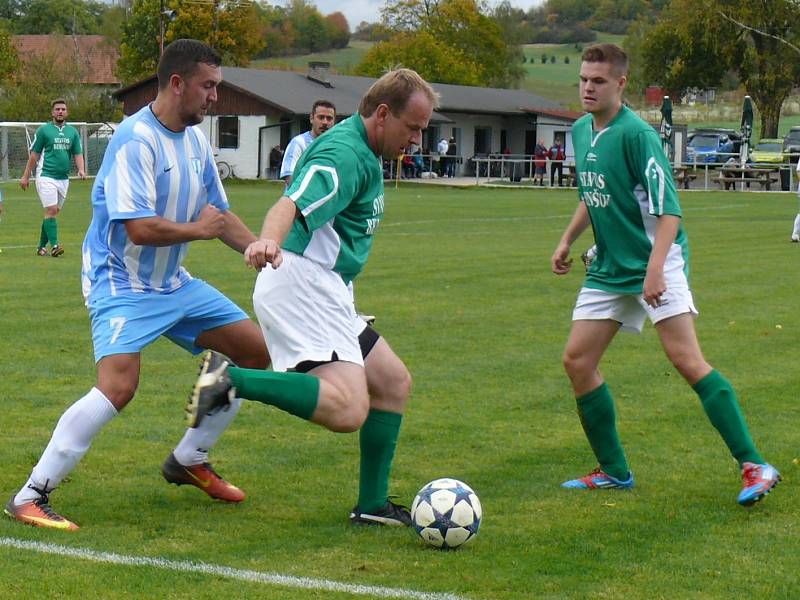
[157, 39, 222, 90]
[358, 68, 439, 118]
[581, 43, 629, 76]
[311, 99, 336, 115]
[51, 98, 67, 108]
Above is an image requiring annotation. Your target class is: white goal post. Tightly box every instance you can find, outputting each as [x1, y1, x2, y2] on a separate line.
[0, 121, 116, 181]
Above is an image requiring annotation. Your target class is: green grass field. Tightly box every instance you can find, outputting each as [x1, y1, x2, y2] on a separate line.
[0, 180, 798, 599]
[251, 41, 374, 75]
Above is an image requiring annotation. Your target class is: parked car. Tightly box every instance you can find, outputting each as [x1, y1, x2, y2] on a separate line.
[749, 138, 785, 165]
[782, 126, 800, 164]
[686, 128, 742, 164]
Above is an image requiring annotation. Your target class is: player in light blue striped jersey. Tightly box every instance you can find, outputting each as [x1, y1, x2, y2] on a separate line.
[5, 40, 269, 531]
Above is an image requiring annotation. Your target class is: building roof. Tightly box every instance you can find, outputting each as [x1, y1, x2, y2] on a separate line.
[12, 35, 119, 85]
[115, 66, 568, 121]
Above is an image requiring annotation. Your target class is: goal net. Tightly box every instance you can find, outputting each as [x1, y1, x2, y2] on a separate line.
[0, 122, 115, 181]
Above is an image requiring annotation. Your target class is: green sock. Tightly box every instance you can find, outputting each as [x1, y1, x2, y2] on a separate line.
[38, 221, 48, 249]
[693, 369, 763, 465]
[228, 366, 319, 420]
[357, 409, 403, 513]
[576, 383, 629, 480]
[43, 217, 58, 247]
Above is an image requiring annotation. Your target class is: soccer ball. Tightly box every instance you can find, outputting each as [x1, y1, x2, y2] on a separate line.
[410, 478, 482, 549]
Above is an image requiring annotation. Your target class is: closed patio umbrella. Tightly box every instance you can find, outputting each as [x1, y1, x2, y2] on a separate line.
[740, 95, 753, 164]
[659, 96, 673, 161]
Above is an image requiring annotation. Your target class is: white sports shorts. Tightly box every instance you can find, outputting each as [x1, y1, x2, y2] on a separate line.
[36, 176, 69, 208]
[252, 251, 367, 372]
[573, 270, 698, 333]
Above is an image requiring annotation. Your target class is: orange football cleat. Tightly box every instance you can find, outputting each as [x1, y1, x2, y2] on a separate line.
[161, 453, 245, 503]
[4, 494, 79, 531]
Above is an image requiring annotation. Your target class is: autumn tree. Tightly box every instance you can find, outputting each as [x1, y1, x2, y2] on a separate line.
[355, 30, 482, 85]
[0, 41, 119, 121]
[0, 21, 19, 82]
[629, 0, 800, 136]
[358, 0, 523, 88]
[116, 0, 264, 84]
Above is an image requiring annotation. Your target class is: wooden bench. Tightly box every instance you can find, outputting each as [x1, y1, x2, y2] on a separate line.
[716, 174, 779, 191]
[673, 173, 698, 189]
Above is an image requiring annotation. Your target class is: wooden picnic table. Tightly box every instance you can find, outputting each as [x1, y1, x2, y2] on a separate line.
[716, 166, 780, 191]
[672, 166, 698, 190]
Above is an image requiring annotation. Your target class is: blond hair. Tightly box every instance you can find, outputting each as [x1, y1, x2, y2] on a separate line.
[358, 69, 439, 117]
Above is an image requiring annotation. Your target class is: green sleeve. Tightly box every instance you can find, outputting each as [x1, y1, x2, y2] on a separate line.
[71, 128, 83, 155]
[632, 129, 681, 217]
[286, 147, 361, 231]
[30, 126, 46, 154]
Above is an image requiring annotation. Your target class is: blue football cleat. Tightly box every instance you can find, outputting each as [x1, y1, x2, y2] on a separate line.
[737, 462, 780, 507]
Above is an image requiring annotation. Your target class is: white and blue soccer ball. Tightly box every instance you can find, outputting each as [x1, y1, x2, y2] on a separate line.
[410, 478, 481, 549]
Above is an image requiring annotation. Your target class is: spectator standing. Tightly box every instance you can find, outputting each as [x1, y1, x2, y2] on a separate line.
[437, 137, 449, 177]
[268, 145, 284, 179]
[549, 138, 566, 187]
[533, 139, 547, 186]
[446, 137, 457, 177]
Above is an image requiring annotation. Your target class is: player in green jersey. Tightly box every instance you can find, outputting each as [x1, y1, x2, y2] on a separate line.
[187, 69, 439, 526]
[551, 44, 779, 506]
[20, 98, 86, 257]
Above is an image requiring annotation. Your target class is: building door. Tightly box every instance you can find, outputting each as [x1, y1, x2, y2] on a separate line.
[474, 126, 491, 154]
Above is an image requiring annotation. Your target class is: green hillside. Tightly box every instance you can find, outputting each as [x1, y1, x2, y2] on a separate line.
[251, 40, 374, 75]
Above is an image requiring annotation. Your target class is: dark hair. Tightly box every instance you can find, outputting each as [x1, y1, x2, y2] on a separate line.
[311, 99, 336, 115]
[358, 68, 439, 117]
[157, 39, 222, 89]
[51, 98, 67, 108]
[581, 43, 629, 76]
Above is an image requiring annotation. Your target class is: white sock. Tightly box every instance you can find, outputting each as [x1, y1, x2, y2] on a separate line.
[172, 397, 242, 466]
[793, 214, 800, 237]
[15, 387, 117, 505]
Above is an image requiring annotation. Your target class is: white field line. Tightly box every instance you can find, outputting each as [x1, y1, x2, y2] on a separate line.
[0, 537, 465, 600]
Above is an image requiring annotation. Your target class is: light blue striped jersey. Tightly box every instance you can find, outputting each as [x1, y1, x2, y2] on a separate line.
[280, 131, 315, 179]
[81, 105, 227, 302]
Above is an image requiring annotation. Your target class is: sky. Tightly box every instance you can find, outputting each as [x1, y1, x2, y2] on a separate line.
[299, 1, 546, 30]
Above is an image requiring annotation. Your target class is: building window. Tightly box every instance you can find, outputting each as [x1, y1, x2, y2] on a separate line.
[218, 116, 239, 149]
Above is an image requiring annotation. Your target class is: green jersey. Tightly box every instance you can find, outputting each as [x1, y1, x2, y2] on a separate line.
[573, 105, 689, 294]
[283, 114, 384, 284]
[30, 122, 82, 180]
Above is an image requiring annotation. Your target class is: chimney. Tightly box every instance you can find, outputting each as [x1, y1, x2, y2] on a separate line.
[307, 61, 333, 88]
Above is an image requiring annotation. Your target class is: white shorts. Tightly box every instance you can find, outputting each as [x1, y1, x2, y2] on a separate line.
[252, 251, 367, 372]
[573, 271, 698, 334]
[36, 176, 69, 208]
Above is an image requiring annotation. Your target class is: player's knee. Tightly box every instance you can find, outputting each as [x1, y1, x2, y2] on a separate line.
[100, 379, 138, 410]
[671, 353, 708, 383]
[327, 402, 369, 433]
[562, 349, 588, 378]
[378, 364, 413, 407]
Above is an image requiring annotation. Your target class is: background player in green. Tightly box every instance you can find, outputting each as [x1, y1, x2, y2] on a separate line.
[20, 98, 86, 257]
[187, 69, 439, 526]
[550, 43, 780, 506]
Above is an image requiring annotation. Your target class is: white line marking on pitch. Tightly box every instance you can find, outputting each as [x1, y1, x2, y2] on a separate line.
[0, 537, 464, 600]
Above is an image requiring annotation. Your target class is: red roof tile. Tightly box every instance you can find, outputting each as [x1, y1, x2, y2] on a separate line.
[12, 35, 119, 85]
